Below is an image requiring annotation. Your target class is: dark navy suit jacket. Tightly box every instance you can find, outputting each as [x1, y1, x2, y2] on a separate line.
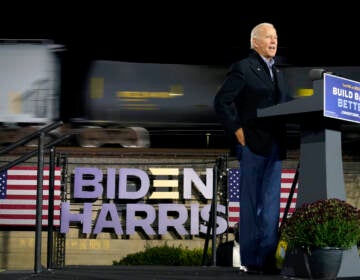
[214, 51, 293, 158]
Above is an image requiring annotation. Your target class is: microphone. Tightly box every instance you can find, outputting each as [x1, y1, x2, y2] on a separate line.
[309, 68, 327, 81]
[309, 68, 338, 81]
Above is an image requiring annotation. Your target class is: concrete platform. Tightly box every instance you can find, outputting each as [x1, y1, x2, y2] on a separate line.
[0, 265, 291, 280]
[3, 265, 360, 280]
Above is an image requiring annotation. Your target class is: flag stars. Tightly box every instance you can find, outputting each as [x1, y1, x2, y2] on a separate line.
[228, 169, 241, 203]
[0, 171, 7, 199]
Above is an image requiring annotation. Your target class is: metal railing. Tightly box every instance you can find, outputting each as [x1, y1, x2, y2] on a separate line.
[202, 154, 228, 266]
[0, 121, 72, 273]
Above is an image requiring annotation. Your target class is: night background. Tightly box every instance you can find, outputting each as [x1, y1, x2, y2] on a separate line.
[0, 5, 357, 67]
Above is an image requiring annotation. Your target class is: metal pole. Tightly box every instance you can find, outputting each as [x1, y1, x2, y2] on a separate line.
[47, 147, 55, 269]
[211, 160, 218, 266]
[212, 156, 225, 266]
[34, 132, 45, 273]
[202, 158, 220, 266]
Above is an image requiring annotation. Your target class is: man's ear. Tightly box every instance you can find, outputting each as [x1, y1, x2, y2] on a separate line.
[252, 38, 258, 48]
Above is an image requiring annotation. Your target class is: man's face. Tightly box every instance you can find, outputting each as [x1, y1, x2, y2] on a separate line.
[253, 26, 278, 59]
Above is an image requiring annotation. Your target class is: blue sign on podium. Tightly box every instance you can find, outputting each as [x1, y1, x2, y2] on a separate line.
[324, 73, 360, 124]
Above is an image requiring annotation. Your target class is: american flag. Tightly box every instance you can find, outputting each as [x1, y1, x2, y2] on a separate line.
[228, 168, 241, 228]
[0, 166, 61, 227]
[279, 169, 298, 224]
[227, 168, 298, 228]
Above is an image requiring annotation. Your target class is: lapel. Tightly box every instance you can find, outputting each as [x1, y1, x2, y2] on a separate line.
[248, 54, 274, 88]
[272, 65, 280, 84]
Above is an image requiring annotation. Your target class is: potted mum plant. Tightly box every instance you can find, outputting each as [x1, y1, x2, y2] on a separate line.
[280, 198, 360, 279]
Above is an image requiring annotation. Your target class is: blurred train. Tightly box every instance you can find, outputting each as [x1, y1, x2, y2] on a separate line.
[0, 40, 229, 148]
[1, 40, 360, 149]
[0, 40, 62, 145]
[75, 59, 228, 148]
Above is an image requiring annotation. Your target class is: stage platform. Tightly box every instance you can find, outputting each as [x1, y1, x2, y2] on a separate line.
[2, 265, 360, 280]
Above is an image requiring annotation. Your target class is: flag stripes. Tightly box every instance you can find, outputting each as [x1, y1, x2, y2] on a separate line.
[227, 168, 241, 227]
[0, 166, 61, 227]
[227, 168, 298, 228]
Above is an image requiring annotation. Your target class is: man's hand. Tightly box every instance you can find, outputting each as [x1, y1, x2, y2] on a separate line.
[235, 128, 245, 146]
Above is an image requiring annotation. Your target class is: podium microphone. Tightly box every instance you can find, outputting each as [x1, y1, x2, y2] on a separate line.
[309, 68, 327, 81]
[309, 68, 339, 81]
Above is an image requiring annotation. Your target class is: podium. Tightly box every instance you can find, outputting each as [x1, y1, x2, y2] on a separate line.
[258, 72, 360, 278]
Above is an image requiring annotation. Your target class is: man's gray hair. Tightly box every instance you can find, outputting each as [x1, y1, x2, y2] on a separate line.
[250, 22, 274, 49]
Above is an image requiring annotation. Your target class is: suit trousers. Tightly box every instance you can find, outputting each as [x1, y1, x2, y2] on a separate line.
[235, 143, 281, 269]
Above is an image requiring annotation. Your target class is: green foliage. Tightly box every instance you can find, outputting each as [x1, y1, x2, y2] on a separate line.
[281, 198, 360, 250]
[113, 243, 210, 266]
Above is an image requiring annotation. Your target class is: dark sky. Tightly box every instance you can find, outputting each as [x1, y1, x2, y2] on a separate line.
[1, 5, 358, 67]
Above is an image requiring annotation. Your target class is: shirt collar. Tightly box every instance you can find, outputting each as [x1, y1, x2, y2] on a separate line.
[260, 55, 275, 68]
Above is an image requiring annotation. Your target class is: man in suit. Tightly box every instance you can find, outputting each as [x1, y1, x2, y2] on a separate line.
[213, 22, 293, 275]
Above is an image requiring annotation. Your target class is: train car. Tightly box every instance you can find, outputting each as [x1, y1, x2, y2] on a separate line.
[0, 40, 63, 145]
[73, 60, 229, 148]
